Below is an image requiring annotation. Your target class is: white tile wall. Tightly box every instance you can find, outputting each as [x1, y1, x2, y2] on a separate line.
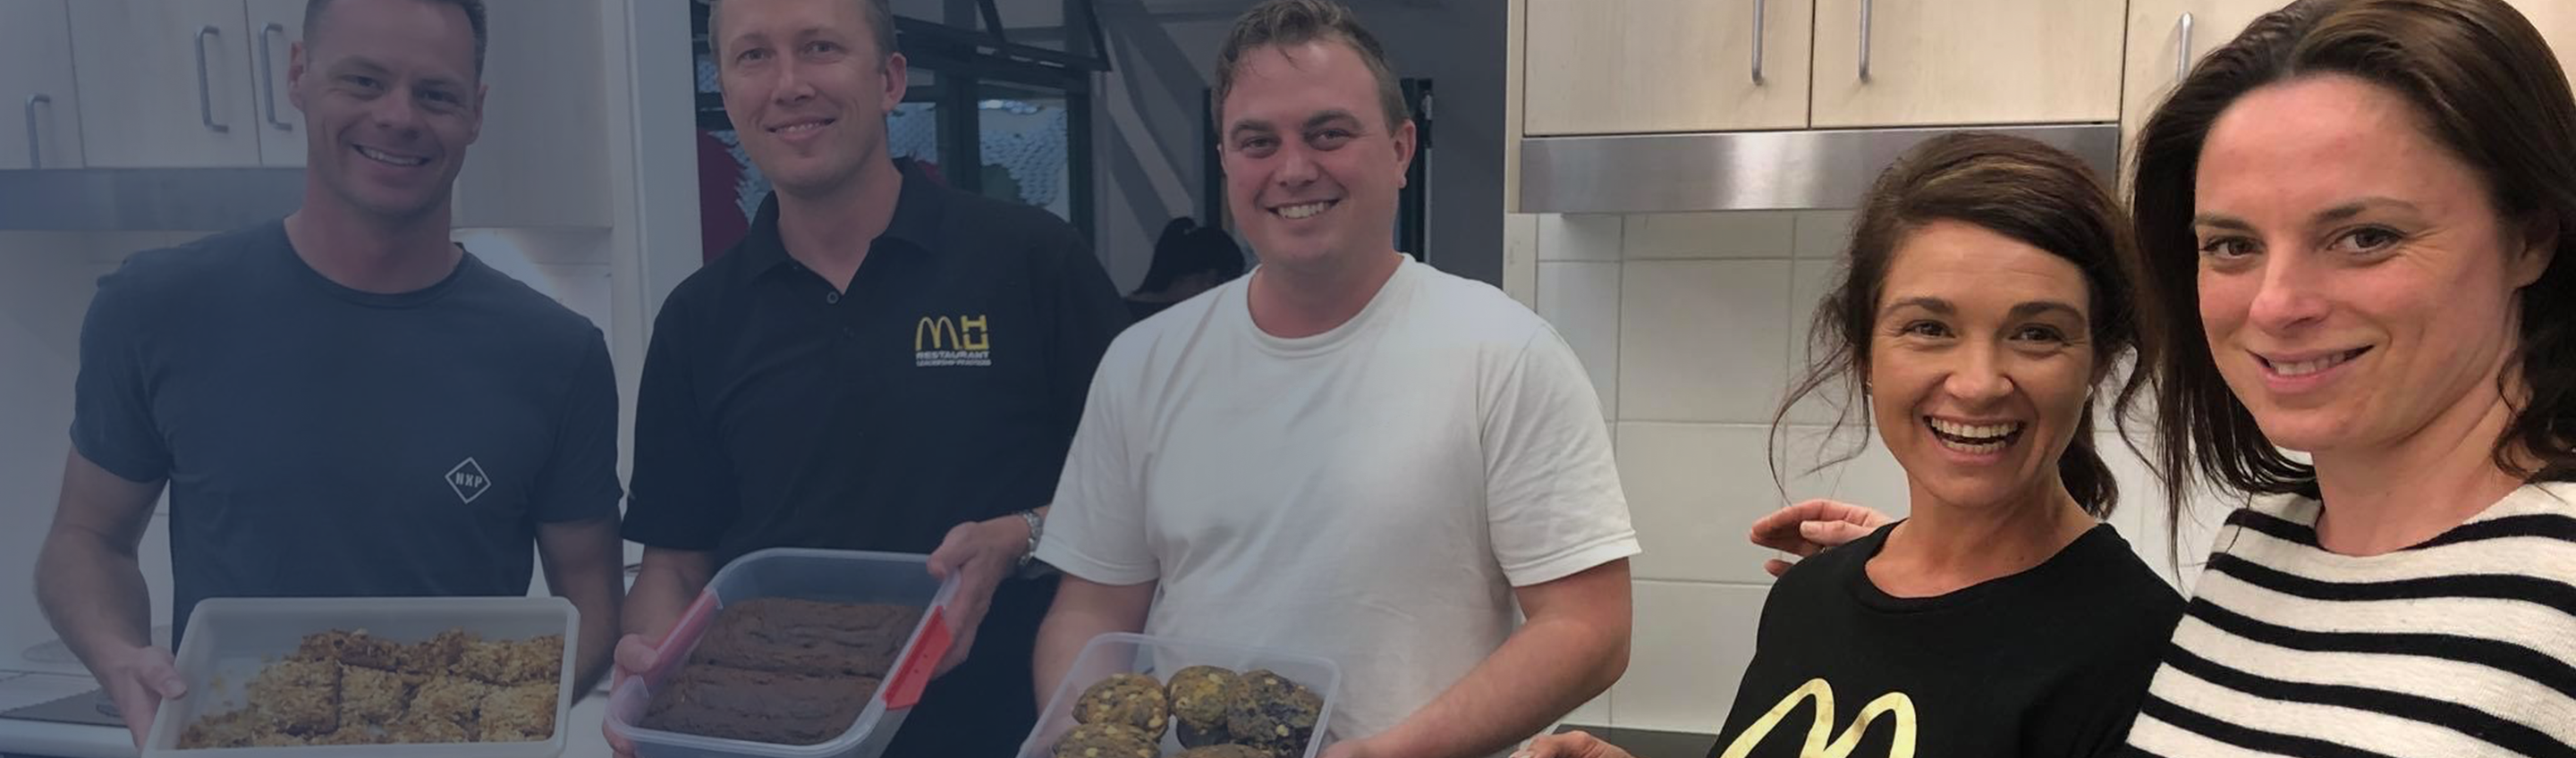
[1618, 260, 1792, 423]
[1538, 262, 1621, 420]
[1538, 214, 1623, 262]
[1623, 212, 1796, 260]
[1522, 209, 2226, 733]
[1611, 581, 1768, 733]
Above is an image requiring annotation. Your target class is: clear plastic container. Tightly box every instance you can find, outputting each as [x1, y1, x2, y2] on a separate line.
[1015, 633, 1343, 758]
[141, 595, 580, 757]
[606, 548, 962, 758]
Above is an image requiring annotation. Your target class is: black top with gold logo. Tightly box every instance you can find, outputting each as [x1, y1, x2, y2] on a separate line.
[624, 161, 1131, 754]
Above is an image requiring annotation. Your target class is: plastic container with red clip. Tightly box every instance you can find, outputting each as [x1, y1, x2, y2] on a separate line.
[606, 548, 962, 758]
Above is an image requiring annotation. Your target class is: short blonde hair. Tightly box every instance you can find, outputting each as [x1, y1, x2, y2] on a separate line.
[705, 0, 898, 64]
[1213, 0, 1410, 131]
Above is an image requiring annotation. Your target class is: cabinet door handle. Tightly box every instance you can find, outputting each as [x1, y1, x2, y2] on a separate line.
[261, 23, 293, 131]
[24, 94, 51, 169]
[2176, 13, 2196, 81]
[1858, 0, 1874, 82]
[1751, 0, 1767, 84]
[195, 25, 229, 133]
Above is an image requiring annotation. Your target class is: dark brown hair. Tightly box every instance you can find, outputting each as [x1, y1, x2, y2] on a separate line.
[306, 0, 488, 76]
[1213, 0, 1411, 131]
[1774, 132, 2146, 518]
[2129, 0, 2576, 554]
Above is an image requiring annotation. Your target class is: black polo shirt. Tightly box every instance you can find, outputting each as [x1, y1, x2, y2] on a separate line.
[625, 164, 1129, 754]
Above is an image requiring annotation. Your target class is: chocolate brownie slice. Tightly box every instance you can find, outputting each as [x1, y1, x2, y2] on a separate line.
[639, 666, 880, 745]
[689, 599, 922, 678]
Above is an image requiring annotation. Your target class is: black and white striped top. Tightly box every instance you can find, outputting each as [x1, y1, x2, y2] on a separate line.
[2123, 482, 2576, 757]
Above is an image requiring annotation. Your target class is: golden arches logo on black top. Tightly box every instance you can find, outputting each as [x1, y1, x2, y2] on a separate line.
[1716, 678, 1917, 758]
[914, 315, 992, 366]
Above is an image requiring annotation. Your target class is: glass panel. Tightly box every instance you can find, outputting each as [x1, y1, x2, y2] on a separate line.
[889, 102, 942, 165]
[974, 90, 1072, 222]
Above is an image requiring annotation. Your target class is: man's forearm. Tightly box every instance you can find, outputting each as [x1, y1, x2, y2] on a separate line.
[560, 575, 621, 695]
[622, 557, 710, 644]
[36, 529, 155, 668]
[1030, 578, 1153, 704]
[1367, 614, 1630, 758]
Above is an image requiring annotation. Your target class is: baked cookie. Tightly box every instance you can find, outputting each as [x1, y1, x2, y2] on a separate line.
[1166, 665, 1241, 747]
[1051, 721, 1162, 758]
[1225, 670, 1322, 757]
[1076, 673, 1171, 735]
[246, 657, 341, 736]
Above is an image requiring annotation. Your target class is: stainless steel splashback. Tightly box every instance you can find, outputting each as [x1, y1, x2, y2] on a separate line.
[1518, 124, 2123, 214]
[0, 169, 303, 232]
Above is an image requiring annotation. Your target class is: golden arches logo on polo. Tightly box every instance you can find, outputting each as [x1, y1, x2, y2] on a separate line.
[914, 315, 993, 351]
[915, 316, 959, 351]
[1716, 678, 1917, 758]
[914, 314, 993, 366]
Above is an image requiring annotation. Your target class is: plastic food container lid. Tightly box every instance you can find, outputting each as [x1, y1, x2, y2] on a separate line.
[606, 547, 962, 758]
[1017, 633, 1343, 758]
[141, 595, 580, 757]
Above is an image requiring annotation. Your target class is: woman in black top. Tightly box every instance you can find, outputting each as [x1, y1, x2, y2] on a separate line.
[1527, 134, 2182, 758]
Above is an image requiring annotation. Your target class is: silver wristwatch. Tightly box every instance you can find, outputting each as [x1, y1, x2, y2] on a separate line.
[1013, 509, 1045, 572]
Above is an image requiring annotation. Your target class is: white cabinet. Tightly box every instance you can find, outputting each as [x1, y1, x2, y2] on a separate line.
[0, 0, 83, 170]
[68, 1, 275, 167]
[1523, 0, 1813, 135]
[1810, 0, 2128, 128]
[2119, 1, 2278, 157]
[1516, 0, 2124, 136]
[247, 0, 311, 168]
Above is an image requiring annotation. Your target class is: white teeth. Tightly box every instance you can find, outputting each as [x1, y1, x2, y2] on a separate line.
[1938, 438, 2007, 455]
[356, 147, 427, 167]
[778, 122, 826, 133]
[2271, 352, 2351, 377]
[1928, 418, 2022, 441]
[1276, 202, 1332, 220]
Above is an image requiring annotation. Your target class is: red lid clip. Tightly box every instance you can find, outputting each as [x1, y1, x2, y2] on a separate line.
[883, 607, 951, 711]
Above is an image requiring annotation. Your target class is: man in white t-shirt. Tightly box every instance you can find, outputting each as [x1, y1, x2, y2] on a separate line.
[1028, 3, 1639, 757]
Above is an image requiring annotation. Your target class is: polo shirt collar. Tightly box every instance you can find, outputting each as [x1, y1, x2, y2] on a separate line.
[733, 159, 946, 285]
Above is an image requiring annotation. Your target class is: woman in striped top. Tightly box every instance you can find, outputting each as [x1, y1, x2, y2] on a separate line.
[1754, 1, 2576, 755]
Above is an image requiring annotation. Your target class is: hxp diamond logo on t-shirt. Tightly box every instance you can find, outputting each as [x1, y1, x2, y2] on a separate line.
[446, 458, 491, 504]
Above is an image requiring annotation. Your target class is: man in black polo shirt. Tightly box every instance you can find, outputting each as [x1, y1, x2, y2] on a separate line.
[609, 0, 1128, 755]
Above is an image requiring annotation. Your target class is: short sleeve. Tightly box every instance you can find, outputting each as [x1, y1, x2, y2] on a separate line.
[621, 291, 741, 549]
[70, 263, 173, 483]
[1483, 326, 1640, 587]
[530, 333, 623, 523]
[1031, 341, 1157, 585]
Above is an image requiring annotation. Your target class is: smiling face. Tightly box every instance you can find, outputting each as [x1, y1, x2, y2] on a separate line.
[1218, 39, 1414, 272]
[715, 0, 906, 198]
[1868, 220, 2099, 511]
[290, 0, 485, 223]
[2191, 74, 2552, 456]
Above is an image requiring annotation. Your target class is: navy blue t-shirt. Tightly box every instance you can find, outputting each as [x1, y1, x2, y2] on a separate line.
[70, 221, 623, 645]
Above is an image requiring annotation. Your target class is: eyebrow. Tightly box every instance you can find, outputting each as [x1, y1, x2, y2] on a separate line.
[327, 56, 462, 88]
[2194, 196, 2425, 231]
[1230, 110, 1365, 139]
[1883, 298, 2084, 320]
[2008, 301, 2085, 321]
[1883, 297, 1953, 315]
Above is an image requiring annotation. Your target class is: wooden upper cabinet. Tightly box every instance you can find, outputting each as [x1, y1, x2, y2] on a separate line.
[245, 0, 309, 167]
[1810, 0, 2127, 128]
[0, 0, 83, 170]
[2119, 0, 2278, 156]
[69, 0, 266, 167]
[1522, 0, 1814, 135]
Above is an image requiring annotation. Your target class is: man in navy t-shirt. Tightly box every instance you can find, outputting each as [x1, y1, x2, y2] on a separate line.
[32, 0, 623, 746]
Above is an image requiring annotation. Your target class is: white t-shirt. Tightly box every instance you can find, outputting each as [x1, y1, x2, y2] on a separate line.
[1036, 257, 1640, 745]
